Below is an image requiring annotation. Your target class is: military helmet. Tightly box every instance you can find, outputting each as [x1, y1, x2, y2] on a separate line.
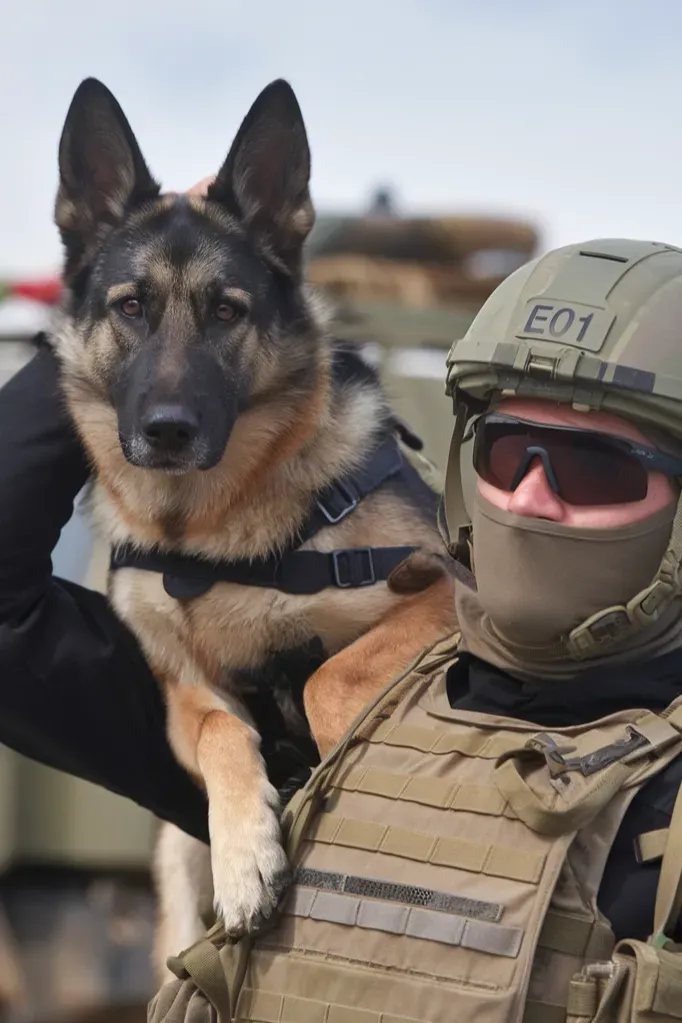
[446, 237, 682, 438]
[442, 237, 682, 660]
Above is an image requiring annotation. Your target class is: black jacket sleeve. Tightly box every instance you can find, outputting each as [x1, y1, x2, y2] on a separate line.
[0, 340, 209, 844]
[598, 755, 682, 943]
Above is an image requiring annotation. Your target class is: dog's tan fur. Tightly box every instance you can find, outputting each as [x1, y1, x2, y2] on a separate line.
[49, 78, 458, 983]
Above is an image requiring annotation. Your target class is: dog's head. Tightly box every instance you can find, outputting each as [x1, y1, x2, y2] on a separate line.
[54, 77, 320, 474]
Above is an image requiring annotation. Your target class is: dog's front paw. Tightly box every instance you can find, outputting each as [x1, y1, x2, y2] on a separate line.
[210, 780, 291, 937]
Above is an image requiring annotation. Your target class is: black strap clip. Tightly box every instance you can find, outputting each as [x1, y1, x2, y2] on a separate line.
[316, 481, 359, 524]
[331, 548, 376, 588]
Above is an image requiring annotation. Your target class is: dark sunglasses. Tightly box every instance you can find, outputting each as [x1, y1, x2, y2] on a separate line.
[472, 413, 682, 506]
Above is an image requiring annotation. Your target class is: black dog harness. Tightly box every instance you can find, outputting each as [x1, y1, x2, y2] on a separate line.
[109, 434, 419, 600]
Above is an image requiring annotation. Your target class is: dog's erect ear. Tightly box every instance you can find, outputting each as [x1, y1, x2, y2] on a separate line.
[55, 78, 160, 280]
[207, 79, 314, 273]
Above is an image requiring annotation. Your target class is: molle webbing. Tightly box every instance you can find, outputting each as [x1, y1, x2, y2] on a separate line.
[305, 811, 546, 884]
[285, 883, 523, 958]
[279, 635, 463, 854]
[367, 719, 531, 757]
[332, 763, 517, 817]
[235, 987, 424, 1023]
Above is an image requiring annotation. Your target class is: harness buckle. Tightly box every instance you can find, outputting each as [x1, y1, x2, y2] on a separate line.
[332, 548, 376, 588]
[316, 482, 359, 524]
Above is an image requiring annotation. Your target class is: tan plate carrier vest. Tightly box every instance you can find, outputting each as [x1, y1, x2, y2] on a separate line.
[150, 635, 682, 1023]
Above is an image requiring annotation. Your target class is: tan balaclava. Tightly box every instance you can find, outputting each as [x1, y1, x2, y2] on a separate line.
[455, 487, 682, 681]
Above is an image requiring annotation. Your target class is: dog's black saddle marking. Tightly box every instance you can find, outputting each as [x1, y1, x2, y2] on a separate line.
[109, 434, 419, 599]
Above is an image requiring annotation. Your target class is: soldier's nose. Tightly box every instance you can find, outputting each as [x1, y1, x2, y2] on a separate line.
[507, 459, 565, 521]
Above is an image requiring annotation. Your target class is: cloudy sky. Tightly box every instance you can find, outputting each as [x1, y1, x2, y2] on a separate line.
[2, 0, 681, 290]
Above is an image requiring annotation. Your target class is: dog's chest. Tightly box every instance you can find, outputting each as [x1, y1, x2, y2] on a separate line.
[110, 565, 317, 671]
[97, 479, 398, 686]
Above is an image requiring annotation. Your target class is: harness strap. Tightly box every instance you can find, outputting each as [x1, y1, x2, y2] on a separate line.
[109, 435, 418, 597]
[110, 543, 418, 598]
[297, 435, 404, 541]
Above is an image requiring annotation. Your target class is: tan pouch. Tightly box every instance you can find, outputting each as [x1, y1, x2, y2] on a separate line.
[566, 939, 682, 1022]
[147, 974, 219, 1023]
[147, 922, 243, 1023]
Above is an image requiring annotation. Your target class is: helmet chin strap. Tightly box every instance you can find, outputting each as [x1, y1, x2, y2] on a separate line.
[439, 405, 473, 563]
[441, 411, 682, 663]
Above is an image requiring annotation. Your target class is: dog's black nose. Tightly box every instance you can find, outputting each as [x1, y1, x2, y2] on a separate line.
[140, 405, 199, 451]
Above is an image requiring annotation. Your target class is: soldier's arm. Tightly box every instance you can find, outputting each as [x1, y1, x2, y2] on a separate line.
[0, 340, 210, 843]
[598, 757, 682, 942]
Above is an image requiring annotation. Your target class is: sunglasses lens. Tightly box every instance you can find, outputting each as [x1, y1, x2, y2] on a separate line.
[554, 436, 648, 504]
[478, 429, 531, 491]
[474, 418, 650, 505]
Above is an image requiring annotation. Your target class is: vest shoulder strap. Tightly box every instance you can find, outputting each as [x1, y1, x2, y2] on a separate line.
[652, 781, 682, 947]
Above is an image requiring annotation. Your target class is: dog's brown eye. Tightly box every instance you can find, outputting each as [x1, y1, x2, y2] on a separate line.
[215, 302, 239, 322]
[120, 298, 142, 318]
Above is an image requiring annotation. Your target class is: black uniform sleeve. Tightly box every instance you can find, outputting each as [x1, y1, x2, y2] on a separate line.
[0, 341, 209, 844]
[598, 755, 682, 942]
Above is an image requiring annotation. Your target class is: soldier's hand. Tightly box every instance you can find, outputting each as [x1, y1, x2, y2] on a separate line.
[186, 176, 216, 197]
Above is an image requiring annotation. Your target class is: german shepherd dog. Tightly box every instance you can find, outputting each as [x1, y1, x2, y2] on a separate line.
[48, 76, 457, 980]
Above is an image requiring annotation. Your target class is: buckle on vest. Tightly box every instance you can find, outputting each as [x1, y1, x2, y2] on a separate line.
[332, 549, 376, 588]
[525, 733, 579, 779]
[526, 728, 652, 779]
[317, 483, 359, 524]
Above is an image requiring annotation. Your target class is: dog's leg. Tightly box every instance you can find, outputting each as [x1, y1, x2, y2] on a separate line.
[304, 554, 456, 758]
[164, 682, 290, 937]
[152, 822, 214, 984]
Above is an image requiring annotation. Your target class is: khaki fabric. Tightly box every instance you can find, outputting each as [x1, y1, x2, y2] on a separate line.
[150, 636, 682, 1023]
[148, 979, 218, 1023]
